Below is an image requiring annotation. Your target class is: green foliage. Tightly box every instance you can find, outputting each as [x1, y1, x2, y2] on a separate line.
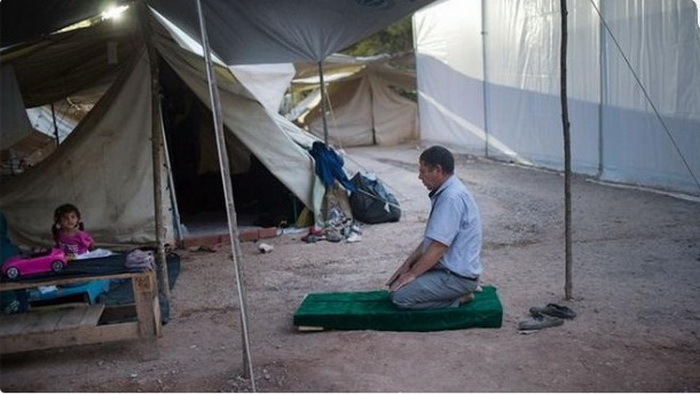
[342, 17, 413, 57]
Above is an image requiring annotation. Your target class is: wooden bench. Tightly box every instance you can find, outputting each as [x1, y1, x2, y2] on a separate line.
[0, 270, 161, 357]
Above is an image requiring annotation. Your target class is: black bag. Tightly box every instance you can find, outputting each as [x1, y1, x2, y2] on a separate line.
[349, 172, 401, 224]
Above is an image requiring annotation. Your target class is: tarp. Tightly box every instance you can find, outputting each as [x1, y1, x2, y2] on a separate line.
[147, 0, 436, 64]
[2, 0, 437, 64]
[415, 0, 700, 195]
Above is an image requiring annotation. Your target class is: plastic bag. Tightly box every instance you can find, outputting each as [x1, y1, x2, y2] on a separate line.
[349, 172, 401, 224]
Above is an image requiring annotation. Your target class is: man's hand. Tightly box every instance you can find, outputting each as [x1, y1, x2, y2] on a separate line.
[386, 268, 405, 287]
[387, 243, 423, 287]
[389, 272, 416, 292]
[388, 240, 447, 292]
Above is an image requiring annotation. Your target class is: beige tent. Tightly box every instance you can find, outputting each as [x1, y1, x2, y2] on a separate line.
[290, 54, 419, 148]
[0, 9, 326, 248]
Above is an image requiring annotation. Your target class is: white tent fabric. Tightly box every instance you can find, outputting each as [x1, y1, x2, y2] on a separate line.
[415, 0, 700, 195]
[0, 49, 174, 247]
[230, 64, 296, 114]
[26, 104, 81, 144]
[599, 1, 700, 192]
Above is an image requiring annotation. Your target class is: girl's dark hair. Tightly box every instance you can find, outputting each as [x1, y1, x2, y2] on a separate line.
[52, 203, 84, 242]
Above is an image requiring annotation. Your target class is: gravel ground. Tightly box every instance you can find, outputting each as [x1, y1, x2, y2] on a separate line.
[2, 144, 699, 392]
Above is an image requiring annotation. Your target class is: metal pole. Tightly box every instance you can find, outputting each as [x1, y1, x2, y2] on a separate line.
[560, 0, 573, 300]
[481, 0, 490, 157]
[195, 0, 256, 388]
[369, 77, 376, 145]
[138, 0, 170, 300]
[318, 61, 329, 145]
[597, 0, 605, 179]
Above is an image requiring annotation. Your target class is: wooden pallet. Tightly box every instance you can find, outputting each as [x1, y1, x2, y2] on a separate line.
[0, 270, 160, 356]
[0, 303, 105, 337]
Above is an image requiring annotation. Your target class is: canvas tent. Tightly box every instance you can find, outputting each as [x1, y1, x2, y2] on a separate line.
[414, 0, 700, 196]
[289, 53, 419, 147]
[153, 19, 326, 227]
[0, 0, 438, 247]
[0, 14, 168, 247]
[0, 11, 322, 247]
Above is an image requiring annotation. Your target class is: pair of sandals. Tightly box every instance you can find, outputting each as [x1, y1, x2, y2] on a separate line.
[518, 303, 577, 332]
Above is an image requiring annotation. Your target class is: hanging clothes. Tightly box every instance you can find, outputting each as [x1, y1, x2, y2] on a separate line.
[309, 141, 357, 193]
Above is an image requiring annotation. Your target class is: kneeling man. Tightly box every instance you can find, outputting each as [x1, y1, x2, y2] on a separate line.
[387, 146, 483, 309]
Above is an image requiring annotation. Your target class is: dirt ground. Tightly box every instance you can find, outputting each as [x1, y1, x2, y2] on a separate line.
[2, 144, 700, 392]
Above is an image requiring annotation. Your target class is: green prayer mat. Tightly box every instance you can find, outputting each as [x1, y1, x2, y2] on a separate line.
[293, 285, 503, 332]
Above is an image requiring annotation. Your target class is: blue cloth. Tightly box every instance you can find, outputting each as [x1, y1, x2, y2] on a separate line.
[309, 142, 357, 192]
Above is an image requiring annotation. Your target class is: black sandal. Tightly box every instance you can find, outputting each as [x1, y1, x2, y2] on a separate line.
[529, 303, 577, 319]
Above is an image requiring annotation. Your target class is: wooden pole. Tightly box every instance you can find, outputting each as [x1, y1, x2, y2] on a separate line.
[318, 61, 329, 145]
[560, 0, 573, 300]
[51, 103, 60, 146]
[195, 1, 256, 388]
[138, 0, 170, 300]
[157, 101, 184, 245]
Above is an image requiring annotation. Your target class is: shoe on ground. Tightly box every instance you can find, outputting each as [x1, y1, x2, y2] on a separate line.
[325, 228, 343, 243]
[529, 303, 577, 319]
[302, 234, 325, 243]
[345, 233, 362, 243]
[517, 314, 564, 331]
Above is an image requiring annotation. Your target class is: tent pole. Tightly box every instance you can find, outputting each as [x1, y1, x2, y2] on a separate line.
[481, 0, 490, 157]
[318, 61, 329, 145]
[157, 100, 183, 245]
[597, 0, 606, 179]
[51, 103, 60, 146]
[560, 0, 573, 300]
[195, 0, 256, 388]
[369, 78, 376, 145]
[138, 0, 170, 301]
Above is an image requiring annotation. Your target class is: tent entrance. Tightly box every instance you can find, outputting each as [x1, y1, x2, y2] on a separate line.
[159, 60, 302, 238]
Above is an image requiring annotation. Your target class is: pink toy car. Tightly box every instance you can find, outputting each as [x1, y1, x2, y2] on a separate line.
[2, 248, 67, 280]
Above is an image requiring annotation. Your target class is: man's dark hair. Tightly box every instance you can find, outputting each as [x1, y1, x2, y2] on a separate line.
[419, 145, 454, 174]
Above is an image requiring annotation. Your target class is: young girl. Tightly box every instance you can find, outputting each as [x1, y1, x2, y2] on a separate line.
[52, 203, 94, 256]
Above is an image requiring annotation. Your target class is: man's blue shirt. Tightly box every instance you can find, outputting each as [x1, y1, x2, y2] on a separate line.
[422, 175, 483, 278]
